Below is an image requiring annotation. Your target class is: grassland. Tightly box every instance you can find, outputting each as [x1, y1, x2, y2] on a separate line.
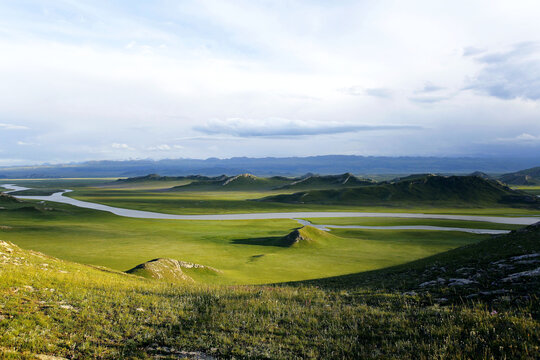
[64, 187, 540, 216]
[1, 176, 540, 358]
[1, 224, 538, 359]
[5, 176, 540, 217]
[1, 177, 538, 286]
[0, 197, 491, 284]
[2, 178, 117, 188]
[514, 185, 540, 196]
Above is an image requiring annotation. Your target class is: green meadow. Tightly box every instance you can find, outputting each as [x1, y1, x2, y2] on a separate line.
[514, 185, 540, 196]
[1, 176, 539, 358]
[1, 176, 538, 285]
[66, 188, 540, 216]
[0, 199, 491, 284]
[1, 219, 538, 359]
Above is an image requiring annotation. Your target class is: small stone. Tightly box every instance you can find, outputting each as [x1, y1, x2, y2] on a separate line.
[448, 278, 475, 286]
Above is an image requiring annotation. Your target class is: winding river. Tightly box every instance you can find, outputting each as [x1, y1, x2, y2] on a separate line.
[3, 184, 539, 235]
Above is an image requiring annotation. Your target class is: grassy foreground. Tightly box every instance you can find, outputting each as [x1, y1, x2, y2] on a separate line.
[1, 224, 539, 359]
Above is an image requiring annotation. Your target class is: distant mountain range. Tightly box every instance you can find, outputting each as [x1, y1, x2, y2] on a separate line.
[0, 155, 539, 178]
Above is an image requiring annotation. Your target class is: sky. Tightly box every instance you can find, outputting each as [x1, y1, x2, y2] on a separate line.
[0, 0, 539, 165]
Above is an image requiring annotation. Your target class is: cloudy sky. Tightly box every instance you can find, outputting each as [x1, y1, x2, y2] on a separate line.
[1, 0, 539, 165]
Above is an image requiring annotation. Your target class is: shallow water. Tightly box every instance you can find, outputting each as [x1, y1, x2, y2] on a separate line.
[294, 219, 510, 234]
[3, 184, 539, 232]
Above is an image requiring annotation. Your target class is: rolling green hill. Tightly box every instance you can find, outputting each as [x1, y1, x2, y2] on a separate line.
[500, 166, 540, 185]
[114, 172, 375, 192]
[114, 174, 225, 183]
[276, 172, 374, 190]
[108, 174, 224, 190]
[0, 193, 21, 205]
[469, 171, 493, 180]
[261, 174, 539, 207]
[7, 188, 63, 196]
[169, 173, 294, 191]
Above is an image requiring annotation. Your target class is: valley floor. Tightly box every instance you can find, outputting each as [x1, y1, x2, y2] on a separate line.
[1, 178, 539, 358]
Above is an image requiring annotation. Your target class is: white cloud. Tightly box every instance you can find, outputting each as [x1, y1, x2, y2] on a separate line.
[146, 144, 184, 151]
[16, 141, 37, 146]
[0, 123, 28, 130]
[494, 133, 540, 143]
[0, 1, 539, 163]
[111, 143, 134, 150]
[194, 118, 421, 137]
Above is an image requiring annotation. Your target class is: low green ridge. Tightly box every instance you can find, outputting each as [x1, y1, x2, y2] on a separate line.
[7, 188, 63, 196]
[261, 174, 539, 207]
[115, 174, 222, 183]
[469, 171, 493, 180]
[0, 194, 21, 204]
[276, 172, 374, 190]
[500, 166, 540, 185]
[170, 173, 293, 191]
[0, 193, 58, 214]
[111, 172, 376, 192]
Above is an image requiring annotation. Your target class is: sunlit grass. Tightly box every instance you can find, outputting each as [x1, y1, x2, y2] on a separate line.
[1, 235, 538, 359]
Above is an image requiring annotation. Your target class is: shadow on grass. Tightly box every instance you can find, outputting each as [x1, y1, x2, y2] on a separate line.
[231, 236, 292, 247]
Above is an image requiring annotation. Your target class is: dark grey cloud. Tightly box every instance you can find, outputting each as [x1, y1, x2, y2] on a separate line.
[465, 42, 540, 100]
[193, 119, 421, 137]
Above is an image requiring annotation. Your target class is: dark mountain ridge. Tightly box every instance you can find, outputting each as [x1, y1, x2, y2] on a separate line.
[1, 155, 538, 178]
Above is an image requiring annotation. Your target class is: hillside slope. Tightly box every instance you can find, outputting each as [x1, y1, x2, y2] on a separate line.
[261, 175, 539, 207]
[500, 166, 540, 185]
[294, 222, 540, 313]
[276, 172, 374, 190]
[169, 173, 294, 191]
[1, 233, 539, 358]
